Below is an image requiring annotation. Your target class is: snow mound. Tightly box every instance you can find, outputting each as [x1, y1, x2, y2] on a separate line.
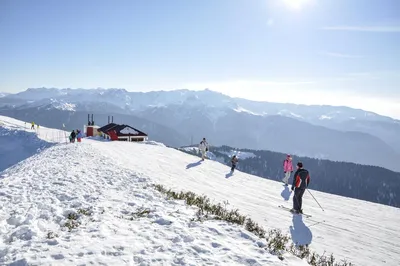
[0, 143, 305, 266]
[0, 116, 68, 172]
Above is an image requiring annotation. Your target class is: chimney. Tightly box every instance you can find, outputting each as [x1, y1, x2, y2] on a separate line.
[91, 114, 94, 125]
[112, 116, 114, 123]
[88, 114, 90, 125]
[108, 116, 110, 124]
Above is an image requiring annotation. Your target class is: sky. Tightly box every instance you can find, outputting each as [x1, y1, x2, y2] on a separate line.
[1, 0, 400, 118]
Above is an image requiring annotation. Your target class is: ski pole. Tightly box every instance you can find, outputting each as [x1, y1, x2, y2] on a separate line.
[307, 189, 324, 212]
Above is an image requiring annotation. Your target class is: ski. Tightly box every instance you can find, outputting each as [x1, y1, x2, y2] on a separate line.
[278, 205, 312, 218]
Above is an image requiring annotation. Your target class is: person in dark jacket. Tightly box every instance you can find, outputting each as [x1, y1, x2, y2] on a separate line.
[70, 130, 76, 143]
[231, 155, 238, 172]
[291, 162, 310, 214]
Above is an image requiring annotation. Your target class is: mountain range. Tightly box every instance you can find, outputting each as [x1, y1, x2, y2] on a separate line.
[1, 87, 399, 171]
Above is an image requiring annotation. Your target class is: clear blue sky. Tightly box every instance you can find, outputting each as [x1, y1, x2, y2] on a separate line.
[1, 0, 400, 118]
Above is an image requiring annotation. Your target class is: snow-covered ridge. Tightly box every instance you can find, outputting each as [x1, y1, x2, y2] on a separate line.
[0, 119, 399, 265]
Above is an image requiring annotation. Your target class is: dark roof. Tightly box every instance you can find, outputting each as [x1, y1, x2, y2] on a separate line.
[97, 123, 118, 133]
[98, 123, 147, 137]
[114, 124, 148, 137]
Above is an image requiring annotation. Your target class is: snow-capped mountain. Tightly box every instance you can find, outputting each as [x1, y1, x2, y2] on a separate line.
[1, 88, 400, 170]
[0, 92, 10, 98]
[1, 117, 399, 266]
[2, 87, 397, 123]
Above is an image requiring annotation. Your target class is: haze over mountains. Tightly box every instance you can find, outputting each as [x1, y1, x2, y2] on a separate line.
[1, 87, 400, 172]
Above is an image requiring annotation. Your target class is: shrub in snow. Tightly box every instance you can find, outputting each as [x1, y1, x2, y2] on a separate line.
[153, 184, 353, 266]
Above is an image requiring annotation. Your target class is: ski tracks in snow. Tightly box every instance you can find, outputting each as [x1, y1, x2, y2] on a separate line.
[0, 143, 305, 265]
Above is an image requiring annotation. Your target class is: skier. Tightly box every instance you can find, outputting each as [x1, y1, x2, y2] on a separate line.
[31, 121, 35, 130]
[231, 155, 238, 172]
[282, 154, 293, 185]
[291, 162, 310, 214]
[198, 137, 209, 161]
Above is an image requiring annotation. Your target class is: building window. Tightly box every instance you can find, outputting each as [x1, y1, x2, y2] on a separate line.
[131, 137, 144, 142]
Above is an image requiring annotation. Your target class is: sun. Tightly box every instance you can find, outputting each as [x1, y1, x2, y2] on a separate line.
[282, 0, 312, 9]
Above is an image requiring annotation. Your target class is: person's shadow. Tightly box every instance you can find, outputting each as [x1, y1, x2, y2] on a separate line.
[186, 160, 203, 169]
[281, 186, 291, 201]
[290, 215, 313, 246]
[225, 171, 233, 178]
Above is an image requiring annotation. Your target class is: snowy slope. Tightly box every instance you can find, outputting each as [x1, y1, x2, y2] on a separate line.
[95, 141, 400, 266]
[0, 144, 307, 265]
[1, 120, 399, 265]
[0, 116, 68, 171]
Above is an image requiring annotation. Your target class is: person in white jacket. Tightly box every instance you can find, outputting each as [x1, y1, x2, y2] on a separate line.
[198, 137, 209, 161]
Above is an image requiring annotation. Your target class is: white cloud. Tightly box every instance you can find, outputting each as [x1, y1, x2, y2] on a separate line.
[319, 52, 364, 59]
[322, 25, 400, 33]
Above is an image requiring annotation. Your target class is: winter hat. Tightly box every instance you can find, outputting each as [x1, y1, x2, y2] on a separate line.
[297, 162, 303, 168]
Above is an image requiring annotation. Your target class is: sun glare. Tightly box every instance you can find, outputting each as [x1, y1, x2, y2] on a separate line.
[282, 0, 311, 9]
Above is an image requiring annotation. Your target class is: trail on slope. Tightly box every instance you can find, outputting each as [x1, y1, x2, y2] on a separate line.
[0, 143, 306, 266]
[93, 140, 400, 266]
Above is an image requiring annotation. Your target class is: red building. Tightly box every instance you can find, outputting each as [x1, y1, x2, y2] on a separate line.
[97, 123, 148, 142]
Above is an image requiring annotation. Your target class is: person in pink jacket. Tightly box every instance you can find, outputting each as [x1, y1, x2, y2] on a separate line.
[282, 154, 293, 185]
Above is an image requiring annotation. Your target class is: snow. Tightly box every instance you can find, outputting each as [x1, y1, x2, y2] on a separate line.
[233, 106, 263, 116]
[0, 118, 399, 266]
[277, 110, 303, 119]
[0, 145, 305, 265]
[138, 140, 166, 147]
[0, 116, 68, 172]
[94, 142, 400, 266]
[289, 112, 303, 119]
[49, 99, 76, 111]
[220, 150, 256, 159]
[319, 115, 332, 120]
[120, 127, 139, 135]
[0, 92, 9, 98]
